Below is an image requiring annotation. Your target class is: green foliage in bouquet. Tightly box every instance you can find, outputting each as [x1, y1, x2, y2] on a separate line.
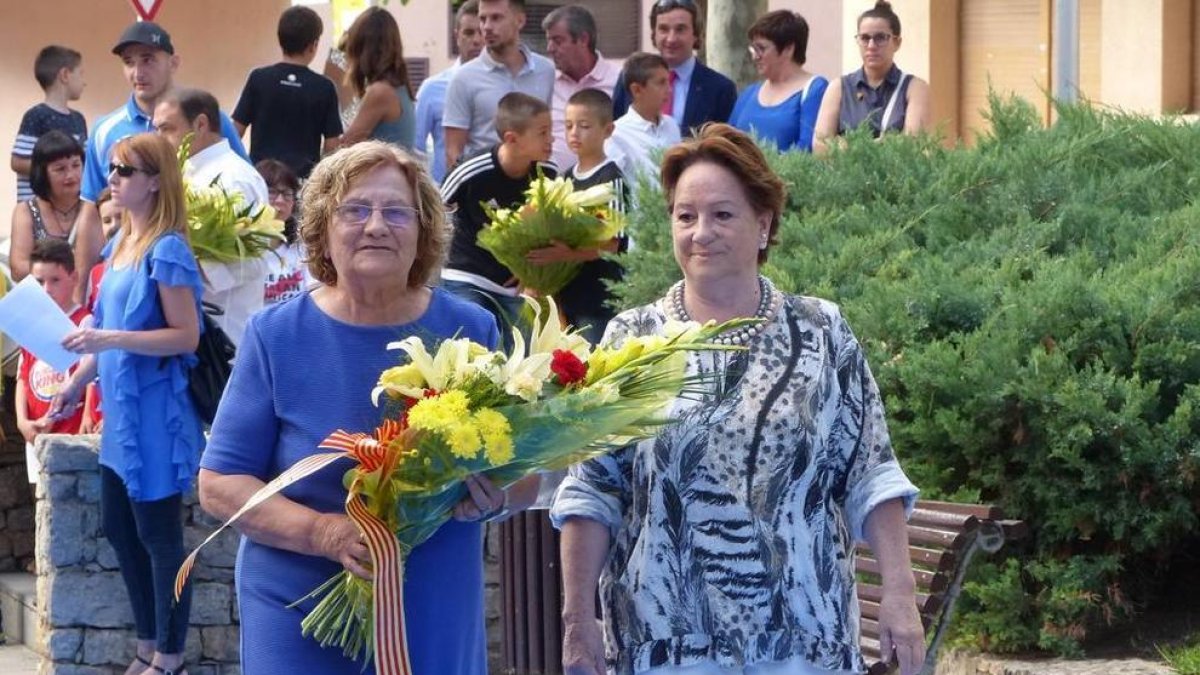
[478, 174, 624, 295]
[178, 133, 284, 263]
[614, 94, 1200, 655]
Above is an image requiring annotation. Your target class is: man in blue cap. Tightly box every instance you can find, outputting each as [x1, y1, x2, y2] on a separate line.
[72, 21, 248, 301]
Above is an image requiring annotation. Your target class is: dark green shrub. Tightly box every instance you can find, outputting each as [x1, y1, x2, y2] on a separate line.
[612, 95, 1200, 654]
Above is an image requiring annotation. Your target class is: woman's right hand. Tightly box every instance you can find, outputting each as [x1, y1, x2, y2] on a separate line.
[46, 378, 85, 423]
[311, 513, 372, 580]
[562, 616, 606, 675]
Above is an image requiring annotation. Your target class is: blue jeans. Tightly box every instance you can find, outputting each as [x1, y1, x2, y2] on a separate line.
[440, 278, 525, 350]
[100, 466, 192, 653]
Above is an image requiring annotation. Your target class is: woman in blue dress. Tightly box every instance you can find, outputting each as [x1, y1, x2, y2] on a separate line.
[54, 133, 206, 675]
[730, 10, 828, 153]
[196, 141, 541, 675]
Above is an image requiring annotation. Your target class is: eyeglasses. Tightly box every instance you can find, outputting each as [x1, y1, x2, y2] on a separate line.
[333, 203, 419, 229]
[855, 32, 895, 46]
[108, 162, 156, 178]
[269, 189, 296, 201]
[748, 42, 771, 58]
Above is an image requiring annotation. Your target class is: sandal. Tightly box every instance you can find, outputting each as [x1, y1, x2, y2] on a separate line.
[148, 665, 188, 675]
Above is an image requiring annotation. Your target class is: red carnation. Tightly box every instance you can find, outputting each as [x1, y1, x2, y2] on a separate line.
[550, 349, 588, 386]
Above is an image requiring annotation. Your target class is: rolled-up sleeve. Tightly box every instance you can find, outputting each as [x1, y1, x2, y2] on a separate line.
[549, 447, 629, 537]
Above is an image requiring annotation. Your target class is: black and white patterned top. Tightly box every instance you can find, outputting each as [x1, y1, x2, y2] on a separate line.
[551, 293, 919, 674]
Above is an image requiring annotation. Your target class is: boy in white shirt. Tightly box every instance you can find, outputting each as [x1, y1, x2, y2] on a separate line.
[605, 52, 681, 189]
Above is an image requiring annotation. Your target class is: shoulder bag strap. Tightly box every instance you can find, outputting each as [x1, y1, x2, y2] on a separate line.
[879, 72, 911, 135]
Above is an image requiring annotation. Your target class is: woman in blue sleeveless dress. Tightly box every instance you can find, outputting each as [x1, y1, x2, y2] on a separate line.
[730, 11, 828, 153]
[53, 133, 206, 675]
[812, 1, 932, 154]
[338, 7, 416, 150]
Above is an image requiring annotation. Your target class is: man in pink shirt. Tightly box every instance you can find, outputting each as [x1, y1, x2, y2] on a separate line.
[542, 5, 620, 171]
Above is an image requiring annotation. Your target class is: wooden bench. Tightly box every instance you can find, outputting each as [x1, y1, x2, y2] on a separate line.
[860, 500, 1028, 675]
[499, 500, 1027, 675]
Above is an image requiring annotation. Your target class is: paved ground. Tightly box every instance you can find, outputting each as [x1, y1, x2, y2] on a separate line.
[0, 643, 39, 675]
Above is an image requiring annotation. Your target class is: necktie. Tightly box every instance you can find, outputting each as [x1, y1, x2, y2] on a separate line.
[662, 70, 678, 116]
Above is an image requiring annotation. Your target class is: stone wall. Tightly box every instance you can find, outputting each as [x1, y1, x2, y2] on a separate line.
[33, 434, 508, 675]
[0, 399, 36, 574]
[35, 435, 240, 675]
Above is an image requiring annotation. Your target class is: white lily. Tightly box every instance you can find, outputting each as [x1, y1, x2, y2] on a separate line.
[491, 329, 553, 401]
[525, 296, 591, 359]
[563, 182, 614, 210]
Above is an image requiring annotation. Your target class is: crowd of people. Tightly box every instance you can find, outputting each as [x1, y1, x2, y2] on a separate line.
[7, 1, 930, 674]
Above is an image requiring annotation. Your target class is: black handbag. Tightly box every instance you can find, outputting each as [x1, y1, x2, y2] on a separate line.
[188, 301, 236, 425]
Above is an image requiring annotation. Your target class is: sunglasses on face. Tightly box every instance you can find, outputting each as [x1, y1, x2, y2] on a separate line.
[333, 203, 419, 229]
[855, 32, 895, 46]
[108, 162, 155, 178]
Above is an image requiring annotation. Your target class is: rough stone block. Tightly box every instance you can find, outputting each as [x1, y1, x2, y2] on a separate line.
[44, 627, 84, 661]
[95, 540, 119, 570]
[45, 664, 112, 675]
[81, 627, 135, 666]
[184, 629, 203, 664]
[40, 439, 100, 473]
[220, 665, 242, 675]
[44, 475, 78, 501]
[44, 502, 88, 567]
[76, 473, 100, 504]
[0, 465, 26, 509]
[186, 527, 238, 569]
[190, 583, 233, 625]
[192, 564, 235, 584]
[9, 505, 35, 531]
[200, 625, 240, 661]
[44, 570, 134, 627]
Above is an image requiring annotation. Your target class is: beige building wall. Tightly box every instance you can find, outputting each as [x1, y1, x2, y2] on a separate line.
[0, 0, 288, 238]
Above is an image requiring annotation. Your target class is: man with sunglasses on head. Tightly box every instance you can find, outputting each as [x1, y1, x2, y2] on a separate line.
[611, 0, 737, 137]
[153, 87, 271, 349]
[73, 21, 248, 304]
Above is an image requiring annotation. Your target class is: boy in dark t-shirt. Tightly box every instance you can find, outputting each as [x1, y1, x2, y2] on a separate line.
[440, 92, 556, 341]
[12, 45, 87, 201]
[530, 88, 628, 343]
[233, 6, 342, 178]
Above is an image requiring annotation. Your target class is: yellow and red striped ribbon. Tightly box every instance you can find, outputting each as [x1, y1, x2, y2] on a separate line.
[175, 426, 413, 675]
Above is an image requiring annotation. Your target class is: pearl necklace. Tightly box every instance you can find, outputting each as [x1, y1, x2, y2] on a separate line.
[666, 275, 783, 346]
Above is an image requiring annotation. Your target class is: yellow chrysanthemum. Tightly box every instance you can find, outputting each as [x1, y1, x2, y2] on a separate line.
[446, 422, 483, 460]
[406, 390, 471, 433]
[474, 409, 514, 466]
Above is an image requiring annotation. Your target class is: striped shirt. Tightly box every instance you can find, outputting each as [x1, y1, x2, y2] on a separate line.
[439, 146, 556, 295]
[12, 103, 87, 201]
[81, 95, 248, 202]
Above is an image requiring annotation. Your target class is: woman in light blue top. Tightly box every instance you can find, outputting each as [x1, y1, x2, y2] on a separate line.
[339, 7, 416, 150]
[53, 133, 205, 675]
[730, 10, 828, 153]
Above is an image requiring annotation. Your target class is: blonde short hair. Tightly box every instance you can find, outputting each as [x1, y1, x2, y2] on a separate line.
[300, 141, 449, 288]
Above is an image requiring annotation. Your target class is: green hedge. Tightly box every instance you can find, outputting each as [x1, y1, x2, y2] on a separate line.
[612, 96, 1200, 655]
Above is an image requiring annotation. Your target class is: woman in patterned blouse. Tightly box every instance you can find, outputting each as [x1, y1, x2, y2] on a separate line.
[551, 123, 925, 675]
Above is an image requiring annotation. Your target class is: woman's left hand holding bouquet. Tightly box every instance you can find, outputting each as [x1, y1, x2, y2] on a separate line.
[452, 474, 542, 523]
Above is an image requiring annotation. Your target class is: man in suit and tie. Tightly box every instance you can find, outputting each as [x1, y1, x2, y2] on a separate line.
[611, 0, 736, 137]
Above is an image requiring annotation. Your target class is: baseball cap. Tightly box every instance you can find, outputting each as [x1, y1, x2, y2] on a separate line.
[112, 22, 175, 55]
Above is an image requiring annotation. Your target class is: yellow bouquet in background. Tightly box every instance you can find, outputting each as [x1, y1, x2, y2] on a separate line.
[177, 298, 753, 675]
[478, 174, 624, 295]
[177, 133, 284, 263]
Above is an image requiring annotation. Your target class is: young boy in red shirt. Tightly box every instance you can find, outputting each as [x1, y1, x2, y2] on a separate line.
[16, 238, 90, 483]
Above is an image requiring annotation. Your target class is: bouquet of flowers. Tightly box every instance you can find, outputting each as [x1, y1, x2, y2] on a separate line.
[477, 174, 624, 296]
[177, 298, 751, 675]
[178, 133, 284, 263]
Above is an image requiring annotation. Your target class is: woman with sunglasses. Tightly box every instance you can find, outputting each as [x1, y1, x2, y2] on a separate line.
[812, 1, 930, 154]
[9, 130, 85, 282]
[52, 133, 205, 675]
[730, 10, 828, 152]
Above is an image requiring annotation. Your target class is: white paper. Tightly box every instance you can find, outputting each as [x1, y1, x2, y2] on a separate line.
[0, 277, 81, 372]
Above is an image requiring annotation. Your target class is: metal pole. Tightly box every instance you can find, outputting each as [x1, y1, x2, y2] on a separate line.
[1054, 0, 1080, 103]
